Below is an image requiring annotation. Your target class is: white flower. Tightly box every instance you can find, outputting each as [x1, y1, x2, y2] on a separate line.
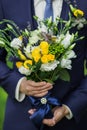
[29, 30, 41, 44]
[56, 34, 65, 43]
[18, 66, 32, 76]
[24, 45, 33, 58]
[24, 45, 31, 53]
[38, 22, 48, 33]
[65, 50, 76, 59]
[38, 18, 53, 35]
[11, 38, 22, 49]
[61, 32, 72, 48]
[40, 60, 59, 72]
[60, 59, 72, 70]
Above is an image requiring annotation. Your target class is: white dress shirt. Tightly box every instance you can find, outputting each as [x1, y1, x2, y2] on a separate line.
[34, 0, 63, 21]
[15, 0, 73, 119]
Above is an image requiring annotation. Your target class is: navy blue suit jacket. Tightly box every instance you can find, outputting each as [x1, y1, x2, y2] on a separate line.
[0, 0, 87, 130]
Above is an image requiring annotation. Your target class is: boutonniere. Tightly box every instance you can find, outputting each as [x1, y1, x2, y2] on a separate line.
[69, 4, 87, 30]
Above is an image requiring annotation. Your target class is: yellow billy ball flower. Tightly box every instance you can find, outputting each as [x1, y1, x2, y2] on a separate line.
[16, 61, 23, 68]
[24, 60, 32, 69]
[18, 50, 27, 60]
[74, 9, 84, 17]
[41, 55, 49, 63]
[47, 54, 55, 61]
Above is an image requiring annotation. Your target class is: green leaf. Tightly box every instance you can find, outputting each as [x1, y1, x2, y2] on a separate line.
[52, 75, 60, 81]
[6, 53, 14, 69]
[43, 79, 54, 84]
[6, 61, 13, 69]
[59, 69, 70, 81]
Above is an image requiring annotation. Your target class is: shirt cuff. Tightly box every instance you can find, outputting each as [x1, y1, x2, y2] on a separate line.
[63, 104, 73, 119]
[15, 77, 26, 102]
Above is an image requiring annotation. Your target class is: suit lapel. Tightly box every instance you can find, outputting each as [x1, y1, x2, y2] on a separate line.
[60, 0, 70, 20]
[28, 0, 37, 30]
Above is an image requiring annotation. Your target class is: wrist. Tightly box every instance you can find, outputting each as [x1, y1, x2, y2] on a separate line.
[62, 104, 73, 119]
[62, 105, 70, 116]
[15, 77, 26, 102]
[19, 77, 27, 93]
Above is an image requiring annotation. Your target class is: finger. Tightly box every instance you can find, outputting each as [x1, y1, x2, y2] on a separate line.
[25, 88, 48, 97]
[27, 80, 53, 90]
[27, 80, 47, 87]
[53, 108, 64, 123]
[25, 83, 53, 96]
[43, 118, 55, 126]
[26, 85, 52, 96]
[28, 109, 36, 115]
[32, 83, 53, 92]
[34, 85, 53, 93]
[37, 83, 53, 91]
[34, 91, 48, 97]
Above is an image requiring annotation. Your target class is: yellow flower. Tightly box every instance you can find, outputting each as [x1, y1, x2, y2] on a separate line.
[51, 36, 57, 42]
[16, 61, 23, 68]
[24, 60, 32, 69]
[74, 9, 84, 17]
[18, 50, 27, 60]
[41, 55, 49, 63]
[40, 41, 49, 49]
[31, 47, 41, 62]
[41, 49, 49, 55]
[70, 4, 84, 18]
[40, 41, 49, 50]
[33, 55, 41, 63]
[40, 41, 49, 55]
[47, 54, 55, 61]
[32, 47, 40, 57]
[18, 36, 23, 40]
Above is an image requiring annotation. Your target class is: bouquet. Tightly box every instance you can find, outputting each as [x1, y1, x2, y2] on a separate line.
[0, 5, 86, 127]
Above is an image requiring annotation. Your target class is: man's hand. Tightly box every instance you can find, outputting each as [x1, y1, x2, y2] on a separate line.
[42, 105, 70, 126]
[19, 78, 53, 97]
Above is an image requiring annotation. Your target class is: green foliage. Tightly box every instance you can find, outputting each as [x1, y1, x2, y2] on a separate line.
[59, 69, 70, 81]
[0, 87, 7, 130]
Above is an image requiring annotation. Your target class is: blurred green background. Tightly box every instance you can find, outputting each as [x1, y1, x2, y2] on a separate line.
[0, 87, 7, 130]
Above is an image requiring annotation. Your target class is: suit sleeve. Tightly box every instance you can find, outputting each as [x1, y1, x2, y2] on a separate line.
[0, 1, 23, 99]
[63, 76, 87, 122]
[63, 24, 87, 122]
[0, 61, 23, 99]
